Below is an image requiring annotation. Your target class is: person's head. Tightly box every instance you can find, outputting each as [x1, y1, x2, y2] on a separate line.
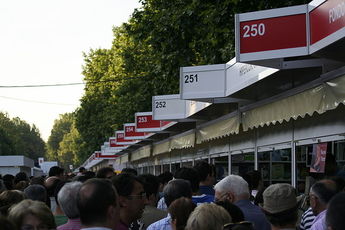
[214, 175, 250, 203]
[169, 197, 196, 230]
[14, 172, 28, 184]
[3, 174, 15, 190]
[158, 171, 173, 193]
[309, 179, 337, 215]
[14, 181, 29, 191]
[121, 168, 138, 176]
[0, 179, 6, 193]
[0, 190, 26, 216]
[79, 167, 86, 174]
[30, 176, 45, 186]
[262, 183, 298, 228]
[96, 167, 115, 179]
[8, 199, 56, 230]
[111, 173, 147, 224]
[58, 181, 82, 219]
[215, 200, 245, 223]
[164, 179, 193, 207]
[24, 184, 47, 202]
[138, 174, 160, 206]
[44, 176, 61, 197]
[243, 171, 262, 191]
[326, 192, 345, 230]
[48, 166, 64, 178]
[174, 167, 200, 194]
[193, 161, 216, 186]
[77, 178, 119, 228]
[185, 203, 231, 230]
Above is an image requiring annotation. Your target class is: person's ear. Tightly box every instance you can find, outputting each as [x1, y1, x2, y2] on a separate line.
[227, 192, 235, 203]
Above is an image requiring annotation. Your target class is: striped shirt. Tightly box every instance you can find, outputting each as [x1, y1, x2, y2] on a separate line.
[300, 207, 316, 230]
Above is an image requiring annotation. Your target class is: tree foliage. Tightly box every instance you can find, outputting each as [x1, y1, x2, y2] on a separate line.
[0, 112, 46, 162]
[74, 0, 309, 164]
[47, 113, 74, 161]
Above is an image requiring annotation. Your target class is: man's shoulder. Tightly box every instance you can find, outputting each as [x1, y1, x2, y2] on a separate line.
[147, 216, 171, 230]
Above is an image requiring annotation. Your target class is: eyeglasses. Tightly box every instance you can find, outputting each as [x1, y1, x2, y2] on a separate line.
[223, 221, 253, 230]
[127, 192, 147, 200]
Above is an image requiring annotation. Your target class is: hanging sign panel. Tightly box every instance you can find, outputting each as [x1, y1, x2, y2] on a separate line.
[109, 137, 127, 148]
[115, 131, 138, 146]
[180, 64, 227, 100]
[152, 94, 211, 120]
[135, 112, 175, 132]
[309, 0, 345, 53]
[123, 123, 152, 140]
[225, 58, 279, 96]
[235, 5, 308, 62]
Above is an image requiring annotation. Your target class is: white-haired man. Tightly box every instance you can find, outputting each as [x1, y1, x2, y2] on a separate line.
[57, 181, 83, 230]
[214, 174, 270, 230]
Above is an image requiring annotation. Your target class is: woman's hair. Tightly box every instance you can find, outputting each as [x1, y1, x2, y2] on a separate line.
[0, 190, 26, 216]
[8, 199, 56, 230]
[185, 203, 232, 230]
[169, 197, 196, 230]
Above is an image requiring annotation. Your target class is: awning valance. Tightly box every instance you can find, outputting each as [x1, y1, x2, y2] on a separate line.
[120, 154, 129, 164]
[242, 75, 345, 131]
[131, 145, 151, 161]
[170, 131, 195, 150]
[196, 115, 240, 144]
[153, 141, 170, 156]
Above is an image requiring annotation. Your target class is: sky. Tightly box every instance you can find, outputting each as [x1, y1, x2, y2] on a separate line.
[0, 0, 141, 141]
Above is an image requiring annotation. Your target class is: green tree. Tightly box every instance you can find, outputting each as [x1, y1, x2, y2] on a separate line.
[47, 113, 74, 161]
[75, 0, 309, 164]
[57, 122, 85, 170]
[0, 112, 46, 161]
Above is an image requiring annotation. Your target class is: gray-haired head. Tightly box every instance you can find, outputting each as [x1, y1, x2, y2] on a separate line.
[214, 175, 250, 197]
[24, 184, 47, 202]
[58, 181, 82, 219]
[164, 179, 192, 207]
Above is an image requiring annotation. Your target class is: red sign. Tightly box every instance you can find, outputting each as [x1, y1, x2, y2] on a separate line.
[109, 137, 126, 147]
[135, 112, 174, 132]
[310, 0, 345, 45]
[124, 123, 150, 139]
[240, 14, 307, 54]
[115, 131, 138, 145]
[95, 151, 119, 159]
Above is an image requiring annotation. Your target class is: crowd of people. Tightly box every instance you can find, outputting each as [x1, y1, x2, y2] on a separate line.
[0, 162, 344, 230]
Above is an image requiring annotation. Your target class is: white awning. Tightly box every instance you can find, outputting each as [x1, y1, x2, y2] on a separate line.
[196, 114, 240, 144]
[170, 130, 195, 150]
[242, 75, 345, 131]
[131, 145, 151, 161]
[120, 154, 129, 164]
[153, 141, 170, 156]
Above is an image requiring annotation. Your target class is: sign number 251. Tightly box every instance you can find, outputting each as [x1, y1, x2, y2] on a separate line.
[243, 23, 265, 38]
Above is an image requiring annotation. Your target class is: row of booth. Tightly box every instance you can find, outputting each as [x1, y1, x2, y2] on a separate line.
[81, 0, 345, 189]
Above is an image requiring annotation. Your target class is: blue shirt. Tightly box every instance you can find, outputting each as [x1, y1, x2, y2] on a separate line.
[192, 194, 214, 205]
[235, 200, 271, 230]
[199, 185, 215, 196]
[146, 214, 171, 230]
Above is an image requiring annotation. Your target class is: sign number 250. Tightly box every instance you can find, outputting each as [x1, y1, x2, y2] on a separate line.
[243, 23, 265, 38]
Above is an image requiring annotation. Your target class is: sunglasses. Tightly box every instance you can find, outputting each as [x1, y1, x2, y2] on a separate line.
[223, 221, 253, 230]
